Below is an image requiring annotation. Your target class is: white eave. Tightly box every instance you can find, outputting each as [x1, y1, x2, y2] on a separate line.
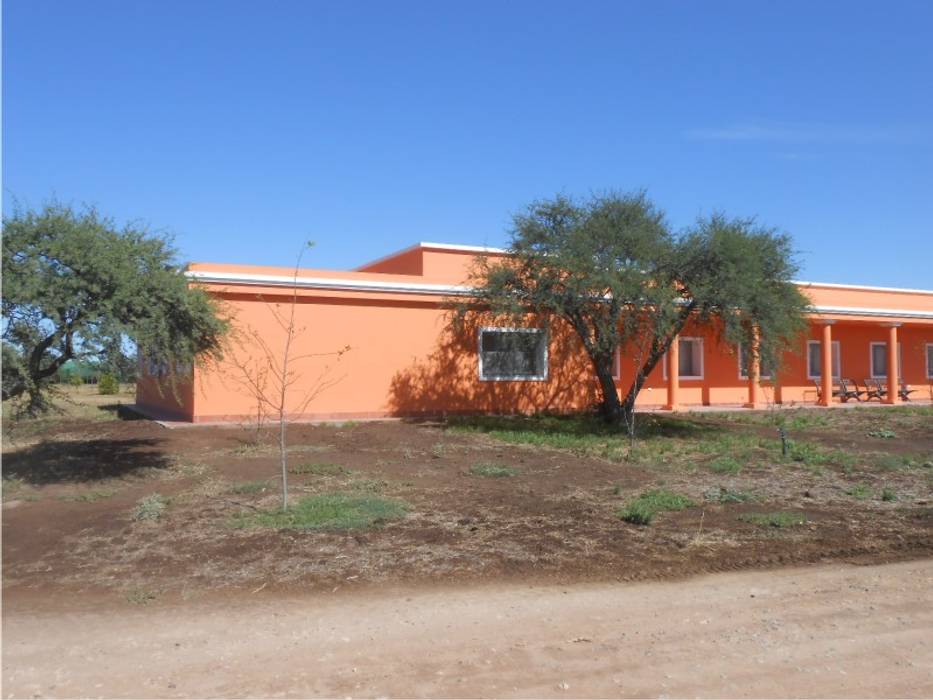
[186, 269, 933, 320]
[186, 269, 472, 296]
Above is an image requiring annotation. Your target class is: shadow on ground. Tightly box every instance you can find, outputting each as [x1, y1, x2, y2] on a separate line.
[2, 438, 172, 485]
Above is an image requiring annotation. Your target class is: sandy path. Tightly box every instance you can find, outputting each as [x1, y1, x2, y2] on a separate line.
[4, 560, 932, 699]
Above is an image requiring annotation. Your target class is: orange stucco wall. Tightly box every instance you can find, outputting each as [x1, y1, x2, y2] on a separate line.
[135, 244, 933, 422]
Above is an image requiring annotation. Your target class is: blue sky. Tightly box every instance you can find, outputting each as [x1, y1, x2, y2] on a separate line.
[4, 1, 932, 287]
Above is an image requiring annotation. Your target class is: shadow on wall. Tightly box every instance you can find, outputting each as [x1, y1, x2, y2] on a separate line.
[387, 313, 600, 417]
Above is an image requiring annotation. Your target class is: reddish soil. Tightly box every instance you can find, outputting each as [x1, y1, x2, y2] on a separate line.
[3, 415, 932, 608]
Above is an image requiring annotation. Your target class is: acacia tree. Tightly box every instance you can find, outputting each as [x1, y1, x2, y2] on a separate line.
[464, 192, 808, 429]
[2, 202, 227, 415]
[224, 243, 351, 510]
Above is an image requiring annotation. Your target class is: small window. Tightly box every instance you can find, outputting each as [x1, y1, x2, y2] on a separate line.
[807, 340, 840, 380]
[738, 343, 773, 380]
[927, 344, 933, 379]
[478, 328, 547, 381]
[870, 342, 902, 379]
[664, 337, 704, 380]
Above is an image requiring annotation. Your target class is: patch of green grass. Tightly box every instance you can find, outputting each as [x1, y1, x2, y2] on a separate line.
[739, 511, 806, 528]
[2, 475, 35, 502]
[867, 428, 897, 439]
[229, 480, 272, 495]
[881, 487, 898, 502]
[785, 441, 854, 472]
[349, 478, 389, 493]
[59, 488, 117, 502]
[132, 493, 168, 521]
[618, 489, 694, 525]
[875, 453, 911, 471]
[289, 462, 346, 476]
[845, 483, 871, 500]
[232, 492, 407, 530]
[470, 462, 520, 478]
[125, 587, 158, 605]
[706, 486, 754, 504]
[708, 456, 743, 474]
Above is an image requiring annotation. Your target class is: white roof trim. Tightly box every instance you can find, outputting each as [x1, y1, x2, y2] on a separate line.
[808, 305, 933, 320]
[794, 280, 933, 295]
[188, 270, 933, 319]
[186, 269, 471, 296]
[418, 241, 508, 254]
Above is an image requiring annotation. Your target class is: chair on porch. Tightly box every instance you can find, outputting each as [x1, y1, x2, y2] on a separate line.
[839, 378, 864, 402]
[863, 378, 885, 401]
[899, 383, 916, 401]
[813, 379, 843, 404]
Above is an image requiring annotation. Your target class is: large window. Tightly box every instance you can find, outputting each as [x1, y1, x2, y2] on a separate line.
[478, 328, 548, 381]
[664, 337, 704, 380]
[870, 342, 902, 379]
[927, 344, 933, 379]
[738, 343, 773, 380]
[807, 340, 840, 380]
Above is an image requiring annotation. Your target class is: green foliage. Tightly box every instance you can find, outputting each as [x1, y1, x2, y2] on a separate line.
[618, 489, 694, 525]
[461, 191, 808, 423]
[289, 462, 346, 476]
[232, 493, 407, 530]
[229, 480, 271, 495]
[739, 511, 806, 528]
[881, 487, 898, 502]
[867, 428, 896, 439]
[706, 486, 754, 503]
[845, 483, 871, 500]
[60, 488, 117, 502]
[97, 373, 119, 395]
[2, 202, 227, 414]
[470, 462, 520, 478]
[68, 373, 84, 387]
[132, 493, 168, 521]
[708, 456, 743, 474]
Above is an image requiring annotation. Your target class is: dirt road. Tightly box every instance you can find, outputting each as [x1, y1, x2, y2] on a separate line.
[4, 560, 932, 698]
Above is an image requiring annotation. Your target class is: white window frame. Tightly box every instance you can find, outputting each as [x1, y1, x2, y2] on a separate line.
[870, 341, 903, 379]
[477, 327, 548, 382]
[806, 340, 841, 380]
[663, 337, 704, 380]
[737, 343, 773, 380]
[927, 343, 933, 380]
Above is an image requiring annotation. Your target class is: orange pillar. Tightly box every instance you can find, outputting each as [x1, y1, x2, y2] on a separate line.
[666, 334, 680, 411]
[744, 327, 762, 409]
[885, 324, 899, 404]
[820, 322, 834, 407]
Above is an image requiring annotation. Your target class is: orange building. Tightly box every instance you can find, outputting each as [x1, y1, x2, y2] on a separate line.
[136, 242, 933, 423]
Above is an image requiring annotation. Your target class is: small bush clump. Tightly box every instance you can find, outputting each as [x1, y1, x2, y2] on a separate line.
[470, 462, 520, 478]
[98, 373, 120, 395]
[290, 462, 345, 476]
[133, 493, 167, 521]
[739, 511, 806, 528]
[618, 489, 694, 525]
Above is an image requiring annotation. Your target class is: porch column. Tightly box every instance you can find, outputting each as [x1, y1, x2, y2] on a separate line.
[885, 323, 900, 404]
[744, 326, 762, 409]
[820, 321, 834, 407]
[666, 334, 680, 411]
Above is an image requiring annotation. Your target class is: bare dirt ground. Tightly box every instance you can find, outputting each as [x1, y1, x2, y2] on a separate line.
[4, 559, 932, 699]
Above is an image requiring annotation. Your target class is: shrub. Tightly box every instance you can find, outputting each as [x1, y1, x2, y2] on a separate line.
[133, 493, 167, 521]
[98, 373, 119, 395]
[845, 484, 871, 500]
[739, 511, 806, 528]
[470, 462, 520, 478]
[68, 374, 84, 387]
[618, 489, 694, 525]
[290, 462, 345, 476]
